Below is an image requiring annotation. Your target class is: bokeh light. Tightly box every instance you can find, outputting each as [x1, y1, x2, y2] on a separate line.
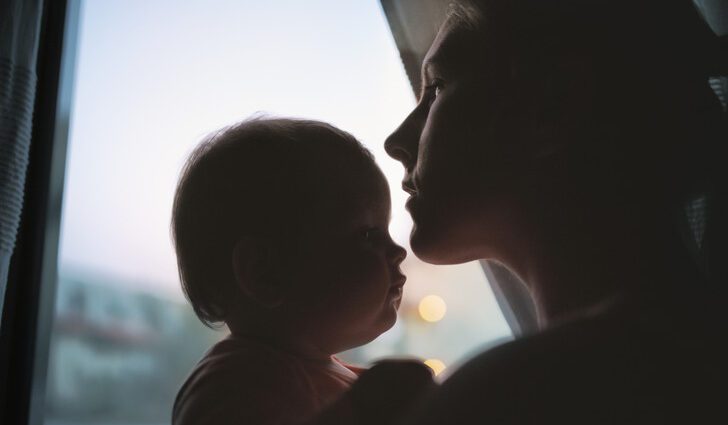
[424, 358, 447, 376]
[418, 295, 447, 323]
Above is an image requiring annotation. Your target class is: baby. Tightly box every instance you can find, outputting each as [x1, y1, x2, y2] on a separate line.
[171, 117, 425, 425]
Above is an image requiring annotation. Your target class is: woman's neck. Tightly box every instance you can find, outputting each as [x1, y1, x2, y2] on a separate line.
[507, 196, 693, 328]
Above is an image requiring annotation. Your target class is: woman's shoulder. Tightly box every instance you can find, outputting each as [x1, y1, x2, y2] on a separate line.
[455, 300, 725, 386]
[406, 305, 727, 424]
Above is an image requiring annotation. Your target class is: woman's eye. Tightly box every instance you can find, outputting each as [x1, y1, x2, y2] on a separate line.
[425, 78, 444, 100]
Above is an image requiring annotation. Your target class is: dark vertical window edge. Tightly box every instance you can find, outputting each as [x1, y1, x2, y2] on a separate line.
[0, 1, 81, 424]
[378, 0, 423, 96]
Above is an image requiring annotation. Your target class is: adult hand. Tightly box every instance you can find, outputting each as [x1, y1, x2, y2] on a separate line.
[304, 359, 436, 425]
[350, 359, 436, 425]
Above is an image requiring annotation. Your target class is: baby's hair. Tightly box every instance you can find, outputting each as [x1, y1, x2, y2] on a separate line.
[171, 117, 376, 327]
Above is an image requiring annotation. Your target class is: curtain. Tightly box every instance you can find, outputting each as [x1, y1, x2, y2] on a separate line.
[0, 0, 45, 311]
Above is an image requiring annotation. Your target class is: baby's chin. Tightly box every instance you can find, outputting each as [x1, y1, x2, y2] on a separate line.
[340, 310, 399, 351]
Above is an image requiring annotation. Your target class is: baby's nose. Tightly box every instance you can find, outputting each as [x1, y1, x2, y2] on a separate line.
[390, 242, 407, 265]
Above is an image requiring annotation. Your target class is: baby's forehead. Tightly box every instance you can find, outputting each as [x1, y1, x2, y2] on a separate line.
[302, 167, 390, 223]
[321, 169, 388, 206]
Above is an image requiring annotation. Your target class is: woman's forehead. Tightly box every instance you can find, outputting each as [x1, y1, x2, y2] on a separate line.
[422, 18, 487, 81]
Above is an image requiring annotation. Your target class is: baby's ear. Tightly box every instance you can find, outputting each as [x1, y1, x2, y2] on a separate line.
[231, 236, 285, 308]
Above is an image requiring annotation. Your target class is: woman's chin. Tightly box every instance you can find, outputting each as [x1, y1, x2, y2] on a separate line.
[410, 222, 477, 265]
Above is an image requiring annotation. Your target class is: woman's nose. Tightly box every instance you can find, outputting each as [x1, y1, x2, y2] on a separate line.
[384, 109, 420, 168]
[384, 129, 411, 165]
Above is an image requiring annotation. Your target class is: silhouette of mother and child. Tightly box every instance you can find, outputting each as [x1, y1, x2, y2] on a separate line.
[171, 0, 728, 424]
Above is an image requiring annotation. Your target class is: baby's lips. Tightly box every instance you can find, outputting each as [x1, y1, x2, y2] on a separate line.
[391, 273, 407, 288]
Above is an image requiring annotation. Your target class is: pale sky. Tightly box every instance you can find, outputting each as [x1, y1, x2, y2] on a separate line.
[60, 0, 416, 295]
[58, 0, 511, 349]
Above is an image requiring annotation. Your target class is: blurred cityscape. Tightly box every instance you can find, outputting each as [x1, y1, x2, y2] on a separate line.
[45, 269, 221, 425]
[44, 260, 510, 425]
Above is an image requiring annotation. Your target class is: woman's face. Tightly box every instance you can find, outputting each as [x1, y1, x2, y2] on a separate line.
[385, 19, 532, 265]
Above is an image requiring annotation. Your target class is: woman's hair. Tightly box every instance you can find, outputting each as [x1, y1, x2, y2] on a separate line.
[449, 0, 727, 205]
[171, 117, 375, 327]
[448, 0, 728, 290]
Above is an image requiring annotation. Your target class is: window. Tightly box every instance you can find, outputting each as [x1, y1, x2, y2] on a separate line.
[43, 1, 511, 424]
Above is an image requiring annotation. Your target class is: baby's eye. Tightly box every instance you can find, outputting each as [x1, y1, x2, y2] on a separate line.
[360, 227, 385, 243]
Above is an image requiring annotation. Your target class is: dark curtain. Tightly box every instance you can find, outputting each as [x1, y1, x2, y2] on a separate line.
[0, 0, 45, 312]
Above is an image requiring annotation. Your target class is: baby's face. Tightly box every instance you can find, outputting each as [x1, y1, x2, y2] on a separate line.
[288, 169, 407, 354]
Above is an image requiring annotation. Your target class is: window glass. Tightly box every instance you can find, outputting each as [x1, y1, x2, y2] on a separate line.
[46, 1, 511, 423]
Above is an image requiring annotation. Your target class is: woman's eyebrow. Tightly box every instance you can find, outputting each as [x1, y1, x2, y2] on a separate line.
[418, 60, 437, 99]
[421, 60, 435, 83]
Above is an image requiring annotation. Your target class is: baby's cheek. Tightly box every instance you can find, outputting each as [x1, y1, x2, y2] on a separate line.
[351, 252, 390, 287]
[331, 256, 388, 303]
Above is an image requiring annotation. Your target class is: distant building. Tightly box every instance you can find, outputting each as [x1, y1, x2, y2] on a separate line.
[46, 270, 221, 423]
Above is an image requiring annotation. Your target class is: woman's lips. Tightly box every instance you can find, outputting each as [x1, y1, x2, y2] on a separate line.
[403, 179, 418, 212]
[402, 181, 417, 195]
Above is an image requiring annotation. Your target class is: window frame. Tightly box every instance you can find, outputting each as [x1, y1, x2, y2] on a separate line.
[3, 1, 725, 423]
[0, 1, 82, 424]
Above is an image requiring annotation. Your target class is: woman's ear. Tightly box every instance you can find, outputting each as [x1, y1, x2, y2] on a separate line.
[231, 237, 285, 308]
[525, 58, 597, 162]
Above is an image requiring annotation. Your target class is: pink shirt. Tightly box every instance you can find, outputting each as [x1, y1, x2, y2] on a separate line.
[173, 335, 362, 425]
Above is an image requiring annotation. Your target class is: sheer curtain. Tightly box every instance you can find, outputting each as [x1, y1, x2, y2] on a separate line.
[0, 0, 45, 312]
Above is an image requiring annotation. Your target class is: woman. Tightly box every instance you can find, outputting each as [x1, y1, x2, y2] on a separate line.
[384, 0, 728, 422]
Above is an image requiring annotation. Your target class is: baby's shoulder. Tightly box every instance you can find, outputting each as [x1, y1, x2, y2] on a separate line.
[173, 336, 314, 425]
[186, 336, 312, 396]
